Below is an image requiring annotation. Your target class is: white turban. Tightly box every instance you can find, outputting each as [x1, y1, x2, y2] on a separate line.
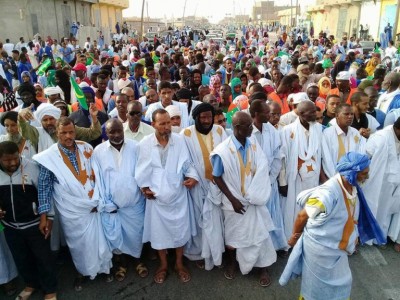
[165, 105, 181, 118]
[44, 86, 64, 100]
[34, 103, 62, 123]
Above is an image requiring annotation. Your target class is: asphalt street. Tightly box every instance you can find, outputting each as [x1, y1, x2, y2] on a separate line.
[3, 242, 400, 300]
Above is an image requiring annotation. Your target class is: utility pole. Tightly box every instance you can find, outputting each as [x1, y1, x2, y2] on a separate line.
[140, 0, 145, 42]
[182, 0, 187, 28]
[393, 0, 400, 45]
[290, 0, 293, 28]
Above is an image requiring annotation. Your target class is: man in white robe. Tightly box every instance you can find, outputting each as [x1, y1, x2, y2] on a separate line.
[211, 112, 277, 287]
[144, 81, 189, 127]
[33, 116, 113, 291]
[363, 117, 400, 250]
[279, 101, 325, 239]
[19, 103, 102, 254]
[135, 108, 199, 284]
[249, 100, 288, 254]
[181, 103, 227, 270]
[280, 152, 375, 300]
[92, 119, 147, 282]
[322, 103, 366, 178]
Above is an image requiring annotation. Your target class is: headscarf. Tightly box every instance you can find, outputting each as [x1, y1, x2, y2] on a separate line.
[365, 57, 380, 76]
[81, 86, 95, 101]
[34, 83, 46, 102]
[209, 75, 221, 100]
[192, 102, 215, 135]
[34, 103, 61, 123]
[21, 71, 32, 83]
[336, 152, 386, 245]
[297, 64, 309, 85]
[357, 80, 373, 92]
[318, 76, 331, 97]
[230, 77, 242, 100]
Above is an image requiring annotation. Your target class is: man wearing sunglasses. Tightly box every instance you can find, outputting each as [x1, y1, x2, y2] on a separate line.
[123, 101, 154, 142]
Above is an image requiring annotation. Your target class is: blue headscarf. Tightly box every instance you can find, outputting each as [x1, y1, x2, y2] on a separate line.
[336, 152, 386, 245]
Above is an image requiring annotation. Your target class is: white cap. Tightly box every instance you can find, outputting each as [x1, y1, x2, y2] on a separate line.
[257, 78, 273, 87]
[336, 71, 351, 81]
[118, 78, 131, 90]
[288, 92, 310, 105]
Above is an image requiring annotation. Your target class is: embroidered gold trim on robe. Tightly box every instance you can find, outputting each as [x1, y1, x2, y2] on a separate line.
[237, 149, 251, 196]
[59, 146, 88, 186]
[338, 180, 356, 251]
[196, 131, 214, 181]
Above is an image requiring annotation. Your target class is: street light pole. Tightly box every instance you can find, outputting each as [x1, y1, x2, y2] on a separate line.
[140, 0, 145, 42]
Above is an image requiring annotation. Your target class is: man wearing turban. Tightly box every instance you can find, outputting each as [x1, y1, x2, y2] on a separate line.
[181, 103, 227, 270]
[280, 152, 385, 300]
[18, 102, 101, 153]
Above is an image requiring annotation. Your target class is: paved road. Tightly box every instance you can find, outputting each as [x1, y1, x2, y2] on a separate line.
[3, 242, 400, 300]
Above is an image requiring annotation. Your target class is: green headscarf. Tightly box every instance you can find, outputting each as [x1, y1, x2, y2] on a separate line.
[230, 77, 242, 100]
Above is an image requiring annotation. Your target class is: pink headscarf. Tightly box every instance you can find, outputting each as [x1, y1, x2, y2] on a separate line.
[209, 75, 221, 100]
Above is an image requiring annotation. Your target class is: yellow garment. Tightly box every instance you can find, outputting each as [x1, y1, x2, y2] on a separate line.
[306, 198, 326, 211]
[365, 57, 379, 76]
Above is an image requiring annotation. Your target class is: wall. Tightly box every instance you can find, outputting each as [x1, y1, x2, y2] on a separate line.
[0, 0, 123, 44]
[359, 0, 381, 40]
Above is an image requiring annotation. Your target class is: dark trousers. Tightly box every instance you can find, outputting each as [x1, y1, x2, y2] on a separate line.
[4, 225, 57, 294]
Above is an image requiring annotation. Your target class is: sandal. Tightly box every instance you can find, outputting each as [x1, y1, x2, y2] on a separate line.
[105, 274, 114, 283]
[195, 260, 205, 270]
[136, 263, 149, 278]
[4, 281, 17, 296]
[153, 268, 168, 284]
[175, 266, 191, 283]
[394, 243, 400, 253]
[115, 267, 127, 282]
[74, 276, 85, 292]
[259, 270, 272, 287]
[223, 264, 236, 280]
[15, 288, 34, 300]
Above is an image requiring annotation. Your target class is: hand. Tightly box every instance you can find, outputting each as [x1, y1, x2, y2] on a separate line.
[141, 187, 156, 200]
[183, 177, 198, 189]
[279, 185, 288, 197]
[230, 197, 246, 214]
[0, 209, 6, 219]
[89, 103, 98, 117]
[288, 232, 302, 247]
[18, 104, 35, 121]
[359, 128, 370, 139]
[39, 215, 53, 239]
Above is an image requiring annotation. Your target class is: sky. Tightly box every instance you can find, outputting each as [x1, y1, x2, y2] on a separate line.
[123, 0, 299, 23]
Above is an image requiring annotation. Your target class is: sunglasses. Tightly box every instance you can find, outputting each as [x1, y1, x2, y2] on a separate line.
[128, 111, 142, 116]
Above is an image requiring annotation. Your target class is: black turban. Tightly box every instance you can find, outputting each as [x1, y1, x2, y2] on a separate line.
[192, 102, 215, 135]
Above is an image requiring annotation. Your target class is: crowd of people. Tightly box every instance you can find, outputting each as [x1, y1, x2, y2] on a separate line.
[0, 24, 400, 300]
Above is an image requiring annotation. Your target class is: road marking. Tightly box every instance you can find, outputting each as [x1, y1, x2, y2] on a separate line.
[359, 246, 388, 266]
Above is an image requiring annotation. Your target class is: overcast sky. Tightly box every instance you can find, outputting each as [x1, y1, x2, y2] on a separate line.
[123, 0, 301, 23]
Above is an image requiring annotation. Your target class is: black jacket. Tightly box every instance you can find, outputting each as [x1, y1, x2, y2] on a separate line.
[0, 158, 40, 228]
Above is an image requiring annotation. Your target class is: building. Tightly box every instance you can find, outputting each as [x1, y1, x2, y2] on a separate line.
[0, 0, 128, 45]
[307, 0, 400, 41]
[252, 0, 296, 25]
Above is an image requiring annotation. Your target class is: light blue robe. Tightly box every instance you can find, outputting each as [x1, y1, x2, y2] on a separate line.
[280, 175, 359, 300]
[92, 140, 145, 258]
